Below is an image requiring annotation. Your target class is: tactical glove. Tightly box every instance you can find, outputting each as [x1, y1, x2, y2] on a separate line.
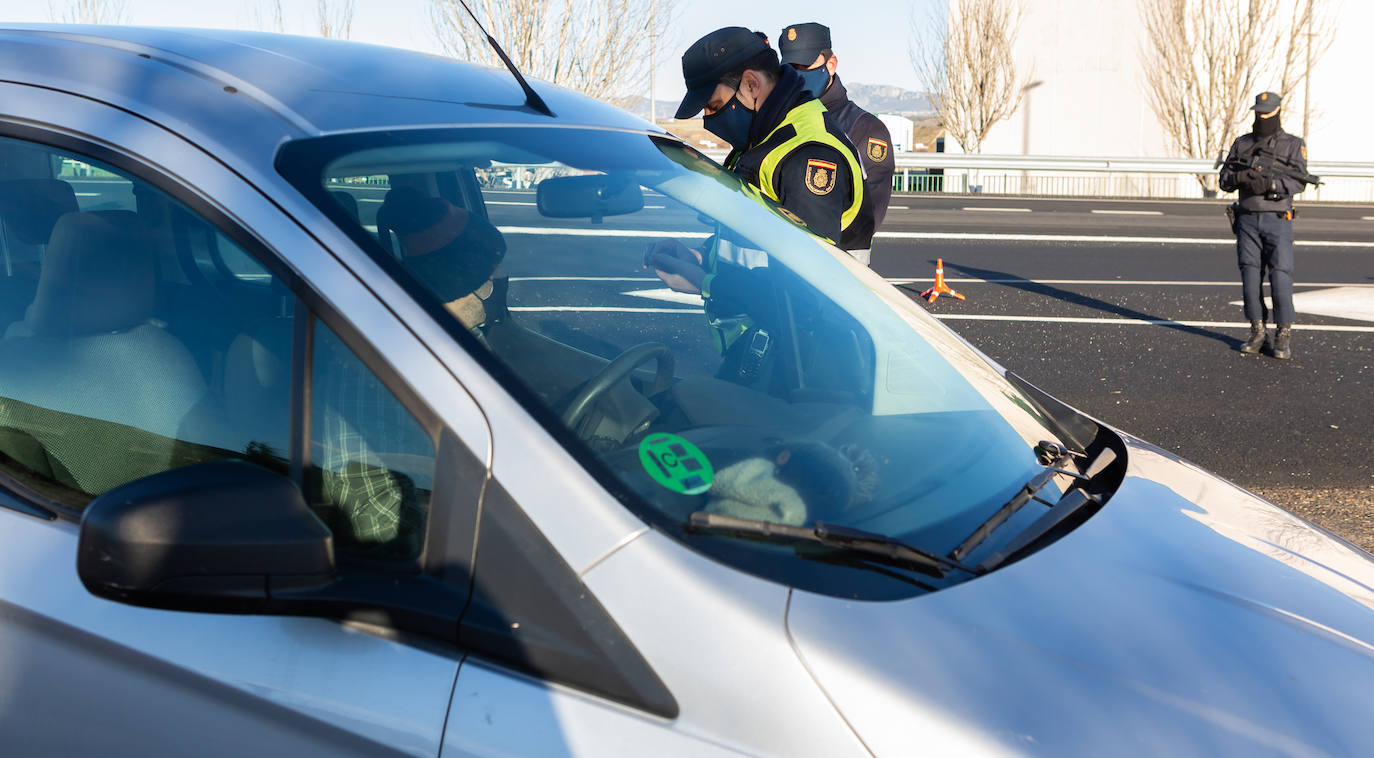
[1245, 171, 1271, 195]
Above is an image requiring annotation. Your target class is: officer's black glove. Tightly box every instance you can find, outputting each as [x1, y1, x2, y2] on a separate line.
[1245, 171, 1270, 195]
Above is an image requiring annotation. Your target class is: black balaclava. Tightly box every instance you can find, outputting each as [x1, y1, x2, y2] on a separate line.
[1254, 112, 1281, 139]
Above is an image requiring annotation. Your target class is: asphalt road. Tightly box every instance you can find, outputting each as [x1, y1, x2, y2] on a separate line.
[333, 183, 1374, 548]
[871, 193, 1374, 546]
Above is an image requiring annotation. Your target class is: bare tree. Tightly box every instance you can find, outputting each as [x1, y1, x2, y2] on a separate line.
[317, 0, 357, 40]
[1138, 0, 1338, 191]
[251, 0, 288, 33]
[48, 0, 129, 24]
[1271, 0, 1339, 138]
[910, 0, 1029, 155]
[429, 0, 673, 106]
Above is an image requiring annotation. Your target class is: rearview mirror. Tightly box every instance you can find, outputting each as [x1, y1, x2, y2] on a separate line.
[537, 174, 643, 222]
[78, 459, 335, 613]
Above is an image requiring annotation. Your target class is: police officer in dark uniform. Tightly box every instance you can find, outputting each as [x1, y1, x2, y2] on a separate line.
[1218, 91, 1308, 360]
[669, 26, 871, 251]
[646, 26, 874, 368]
[779, 21, 894, 265]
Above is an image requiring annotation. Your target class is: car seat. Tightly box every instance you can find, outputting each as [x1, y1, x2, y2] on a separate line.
[0, 179, 80, 336]
[0, 211, 211, 496]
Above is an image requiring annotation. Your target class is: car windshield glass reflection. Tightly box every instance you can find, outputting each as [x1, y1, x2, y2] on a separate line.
[279, 127, 1074, 598]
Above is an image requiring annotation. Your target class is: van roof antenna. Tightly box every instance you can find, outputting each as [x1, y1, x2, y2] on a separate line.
[454, 0, 554, 117]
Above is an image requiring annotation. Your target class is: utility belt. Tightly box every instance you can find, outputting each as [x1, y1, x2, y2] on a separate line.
[1231, 204, 1296, 220]
[1226, 203, 1294, 233]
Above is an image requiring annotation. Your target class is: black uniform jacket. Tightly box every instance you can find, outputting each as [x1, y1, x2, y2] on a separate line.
[723, 66, 872, 248]
[820, 74, 894, 234]
[1219, 128, 1308, 212]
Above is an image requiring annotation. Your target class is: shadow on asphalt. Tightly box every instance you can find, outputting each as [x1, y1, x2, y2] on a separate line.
[902, 259, 1242, 350]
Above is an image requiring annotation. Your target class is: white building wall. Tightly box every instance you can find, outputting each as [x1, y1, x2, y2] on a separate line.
[1304, 2, 1374, 161]
[976, 0, 1166, 157]
[972, 0, 1371, 163]
[876, 114, 915, 153]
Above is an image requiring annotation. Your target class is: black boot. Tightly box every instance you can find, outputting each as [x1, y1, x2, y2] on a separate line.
[1271, 324, 1293, 360]
[1239, 319, 1266, 354]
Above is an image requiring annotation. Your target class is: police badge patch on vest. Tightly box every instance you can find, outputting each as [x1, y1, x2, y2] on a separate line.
[867, 138, 888, 163]
[805, 159, 837, 195]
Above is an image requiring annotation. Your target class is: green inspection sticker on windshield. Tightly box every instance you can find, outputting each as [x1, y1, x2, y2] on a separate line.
[639, 434, 713, 495]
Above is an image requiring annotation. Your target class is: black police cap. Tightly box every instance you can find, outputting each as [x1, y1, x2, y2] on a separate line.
[676, 27, 770, 119]
[1251, 91, 1282, 113]
[778, 22, 831, 66]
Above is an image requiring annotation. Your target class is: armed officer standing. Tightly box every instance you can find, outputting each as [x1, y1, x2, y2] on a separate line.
[779, 22, 894, 265]
[1218, 91, 1313, 360]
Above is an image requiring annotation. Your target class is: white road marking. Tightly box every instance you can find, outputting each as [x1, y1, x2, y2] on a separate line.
[621, 288, 705, 306]
[355, 199, 666, 208]
[884, 278, 1374, 287]
[509, 275, 1374, 289]
[340, 223, 1369, 248]
[887, 205, 910, 210]
[873, 231, 1374, 248]
[961, 206, 1032, 212]
[498, 226, 711, 238]
[504, 305, 1374, 331]
[511, 276, 658, 282]
[1227, 286, 1374, 323]
[1362, 216, 1374, 221]
[511, 306, 701, 313]
[75, 192, 101, 197]
[1091, 209, 1164, 216]
[929, 314, 1374, 333]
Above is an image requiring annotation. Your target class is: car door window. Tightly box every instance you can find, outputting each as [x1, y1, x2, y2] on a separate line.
[308, 318, 436, 563]
[0, 137, 292, 509]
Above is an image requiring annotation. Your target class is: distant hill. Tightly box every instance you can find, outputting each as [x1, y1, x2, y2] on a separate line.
[844, 83, 935, 117]
[618, 83, 934, 126]
[620, 96, 681, 123]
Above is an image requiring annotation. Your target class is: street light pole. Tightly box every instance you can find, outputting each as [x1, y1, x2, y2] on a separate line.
[649, 0, 656, 124]
[1303, 23, 1313, 138]
[1019, 80, 1044, 193]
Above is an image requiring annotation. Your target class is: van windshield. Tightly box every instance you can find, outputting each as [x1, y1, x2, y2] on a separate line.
[279, 126, 1078, 599]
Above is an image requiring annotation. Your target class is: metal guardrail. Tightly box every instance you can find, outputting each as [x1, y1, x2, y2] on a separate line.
[699, 149, 1374, 202]
[886, 152, 1374, 178]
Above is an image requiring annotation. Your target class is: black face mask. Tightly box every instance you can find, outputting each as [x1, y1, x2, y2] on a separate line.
[703, 93, 756, 150]
[1254, 113, 1281, 138]
[798, 66, 832, 98]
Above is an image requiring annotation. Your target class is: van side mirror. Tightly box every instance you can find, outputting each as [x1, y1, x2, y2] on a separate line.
[536, 174, 643, 222]
[78, 459, 335, 613]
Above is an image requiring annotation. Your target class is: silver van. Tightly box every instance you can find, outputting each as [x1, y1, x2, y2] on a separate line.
[1, 25, 1373, 757]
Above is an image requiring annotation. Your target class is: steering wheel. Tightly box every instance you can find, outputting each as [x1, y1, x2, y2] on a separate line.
[560, 342, 674, 431]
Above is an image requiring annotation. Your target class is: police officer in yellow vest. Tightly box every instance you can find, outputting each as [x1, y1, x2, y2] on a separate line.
[645, 27, 873, 359]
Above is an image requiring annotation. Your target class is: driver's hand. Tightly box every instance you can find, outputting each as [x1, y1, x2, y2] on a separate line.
[644, 240, 706, 294]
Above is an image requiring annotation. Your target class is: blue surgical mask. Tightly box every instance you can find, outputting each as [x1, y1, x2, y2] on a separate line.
[798, 66, 831, 98]
[703, 94, 755, 150]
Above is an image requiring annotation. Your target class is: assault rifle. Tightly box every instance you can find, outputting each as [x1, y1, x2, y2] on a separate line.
[1215, 145, 1323, 189]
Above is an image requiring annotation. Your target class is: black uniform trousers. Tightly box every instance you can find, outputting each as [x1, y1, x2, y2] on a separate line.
[1235, 211, 1295, 325]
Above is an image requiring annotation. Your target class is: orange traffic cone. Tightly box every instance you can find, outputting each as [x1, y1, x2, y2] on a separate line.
[919, 258, 965, 303]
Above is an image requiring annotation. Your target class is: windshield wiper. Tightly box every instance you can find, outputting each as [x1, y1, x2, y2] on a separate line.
[949, 442, 1112, 563]
[687, 512, 983, 578]
[976, 447, 1117, 571]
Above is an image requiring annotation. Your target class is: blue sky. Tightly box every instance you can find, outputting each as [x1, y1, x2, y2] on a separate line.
[1, 0, 934, 101]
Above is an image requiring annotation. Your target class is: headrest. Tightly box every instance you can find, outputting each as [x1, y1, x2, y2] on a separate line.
[330, 190, 361, 223]
[0, 179, 79, 245]
[27, 211, 156, 337]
